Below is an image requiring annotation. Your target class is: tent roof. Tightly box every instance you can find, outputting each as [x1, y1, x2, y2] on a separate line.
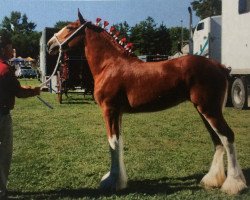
[25, 57, 35, 62]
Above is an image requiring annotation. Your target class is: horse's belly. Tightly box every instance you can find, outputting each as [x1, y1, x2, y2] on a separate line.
[126, 89, 187, 113]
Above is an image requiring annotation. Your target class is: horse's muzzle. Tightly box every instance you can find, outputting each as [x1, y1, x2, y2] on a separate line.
[47, 41, 59, 55]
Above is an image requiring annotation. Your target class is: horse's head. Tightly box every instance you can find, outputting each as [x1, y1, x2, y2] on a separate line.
[47, 10, 88, 55]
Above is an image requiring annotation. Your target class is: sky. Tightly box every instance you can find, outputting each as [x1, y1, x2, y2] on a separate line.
[0, 0, 199, 31]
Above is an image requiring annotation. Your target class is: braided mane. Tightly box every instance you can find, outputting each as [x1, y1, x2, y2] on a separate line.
[86, 21, 133, 56]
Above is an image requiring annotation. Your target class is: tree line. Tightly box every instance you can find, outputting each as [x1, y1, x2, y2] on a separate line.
[0, 0, 221, 61]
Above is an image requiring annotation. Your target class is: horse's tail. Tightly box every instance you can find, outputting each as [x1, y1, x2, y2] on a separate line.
[220, 65, 231, 109]
[221, 64, 232, 79]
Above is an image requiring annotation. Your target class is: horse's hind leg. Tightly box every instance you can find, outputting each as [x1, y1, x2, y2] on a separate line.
[198, 109, 247, 194]
[197, 112, 226, 188]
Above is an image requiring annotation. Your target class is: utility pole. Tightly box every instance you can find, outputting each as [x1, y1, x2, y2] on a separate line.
[188, 6, 193, 54]
[181, 20, 183, 50]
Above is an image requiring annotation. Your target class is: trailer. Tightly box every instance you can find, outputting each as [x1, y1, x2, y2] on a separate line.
[39, 27, 94, 103]
[39, 27, 59, 84]
[56, 50, 94, 103]
[190, 0, 250, 109]
[138, 55, 168, 62]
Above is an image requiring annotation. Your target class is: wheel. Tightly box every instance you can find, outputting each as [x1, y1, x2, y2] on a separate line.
[57, 71, 63, 104]
[231, 77, 248, 109]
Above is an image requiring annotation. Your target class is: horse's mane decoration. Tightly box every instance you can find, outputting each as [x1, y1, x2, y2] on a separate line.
[94, 17, 134, 54]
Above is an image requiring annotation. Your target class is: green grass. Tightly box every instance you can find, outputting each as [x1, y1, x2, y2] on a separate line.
[7, 79, 250, 199]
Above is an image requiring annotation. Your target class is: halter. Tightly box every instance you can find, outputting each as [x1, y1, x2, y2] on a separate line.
[40, 21, 89, 88]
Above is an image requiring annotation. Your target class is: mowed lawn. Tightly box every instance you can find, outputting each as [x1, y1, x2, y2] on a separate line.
[7, 79, 250, 199]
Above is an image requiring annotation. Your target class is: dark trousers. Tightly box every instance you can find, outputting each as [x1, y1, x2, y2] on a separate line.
[0, 113, 13, 196]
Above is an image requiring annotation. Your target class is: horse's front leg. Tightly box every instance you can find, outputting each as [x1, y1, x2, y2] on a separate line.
[100, 107, 127, 191]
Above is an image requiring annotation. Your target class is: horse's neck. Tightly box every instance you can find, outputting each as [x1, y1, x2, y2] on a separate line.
[85, 28, 122, 77]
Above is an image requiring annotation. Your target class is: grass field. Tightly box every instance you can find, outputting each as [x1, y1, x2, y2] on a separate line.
[6, 79, 250, 199]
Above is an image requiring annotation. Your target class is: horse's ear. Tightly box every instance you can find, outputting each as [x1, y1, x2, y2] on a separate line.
[78, 9, 86, 24]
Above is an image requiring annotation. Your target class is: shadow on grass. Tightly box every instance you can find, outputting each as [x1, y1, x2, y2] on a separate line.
[60, 95, 95, 105]
[7, 169, 250, 199]
[61, 98, 94, 105]
[243, 168, 250, 186]
[61, 101, 92, 105]
[7, 173, 204, 199]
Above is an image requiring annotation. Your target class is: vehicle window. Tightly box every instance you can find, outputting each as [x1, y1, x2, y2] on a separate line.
[239, 0, 250, 14]
[196, 22, 204, 31]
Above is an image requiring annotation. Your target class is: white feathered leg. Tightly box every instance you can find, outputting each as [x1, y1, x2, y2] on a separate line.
[201, 145, 226, 188]
[100, 135, 128, 191]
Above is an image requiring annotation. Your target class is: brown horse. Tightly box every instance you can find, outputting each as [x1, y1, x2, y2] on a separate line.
[47, 11, 247, 194]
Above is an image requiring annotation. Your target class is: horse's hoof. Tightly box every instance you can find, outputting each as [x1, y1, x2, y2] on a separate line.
[99, 171, 127, 192]
[221, 175, 247, 195]
[99, 172, 118, 192]
[200, 172, 226, 188]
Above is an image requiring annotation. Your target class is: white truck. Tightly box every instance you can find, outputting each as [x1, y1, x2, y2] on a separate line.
[190, 0, 250, 109]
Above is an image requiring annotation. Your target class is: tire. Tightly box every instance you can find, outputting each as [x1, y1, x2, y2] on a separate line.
[231, 77, 248, 109]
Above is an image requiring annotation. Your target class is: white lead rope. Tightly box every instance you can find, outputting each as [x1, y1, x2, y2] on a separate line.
[39, 41, 62, 88]
[36, 22, 88, 109]
[36, 36, 63, 109]
[39, 22, 87, 88]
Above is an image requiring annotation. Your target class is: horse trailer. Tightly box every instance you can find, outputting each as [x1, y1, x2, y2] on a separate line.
[39, 27, 59, 85]
[190, 0, 250, 109]
[39, 27, 94, 103]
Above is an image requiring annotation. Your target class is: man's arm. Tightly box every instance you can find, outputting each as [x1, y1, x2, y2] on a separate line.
[5, 71, 40, 98]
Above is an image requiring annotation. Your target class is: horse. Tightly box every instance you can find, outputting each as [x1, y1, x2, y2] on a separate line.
[47, 11, 247, 195]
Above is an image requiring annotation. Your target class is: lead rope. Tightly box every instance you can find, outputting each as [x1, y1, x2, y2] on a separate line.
[36, 22, 88, 109]
[36, 36, 63, 109]
[39, 48, 62, 88]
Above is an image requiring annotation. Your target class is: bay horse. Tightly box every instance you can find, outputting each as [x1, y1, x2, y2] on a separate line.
[47, 11, 247, 195]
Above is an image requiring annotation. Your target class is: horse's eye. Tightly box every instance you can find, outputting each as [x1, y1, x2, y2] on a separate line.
[66, 26, 74, 30]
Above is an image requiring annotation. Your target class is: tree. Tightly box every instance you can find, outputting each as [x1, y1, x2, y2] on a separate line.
[0, 11, 40, 59]
[114, 17, 172, 56]
[154, 24, 171, 55]
[1, 11, 36, 33]
[113, 21, 130, 38]
[129, 17, 157, 55]
[191, 0, 222, 19]
[169, 27, 189, 55]
[54, 21, 71, 29]
[129, 17, 172, 55]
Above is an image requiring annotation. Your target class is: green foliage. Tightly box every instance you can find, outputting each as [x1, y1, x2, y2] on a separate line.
[0, 29, 12, 47]
[1, 11, 36, 33]
[154, 24, 172, 55]
[191, 0, 222, 19]
[114, 17, 189, 56]
[0, 11, 41, 58]
[113, 21, 130, 38]
[130, 17, 159, 55]
[54, 21, 72, 29]
[6, 79, 250, 199]
[1, 12, 33, 33]
[169, 27, 189, 55]
[114, 17, 172, 55]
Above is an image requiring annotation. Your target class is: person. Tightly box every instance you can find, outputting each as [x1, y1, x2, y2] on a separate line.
[0, 31, 40, 199]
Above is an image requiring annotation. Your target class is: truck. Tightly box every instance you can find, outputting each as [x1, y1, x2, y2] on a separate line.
[190, 0, 250, 109]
